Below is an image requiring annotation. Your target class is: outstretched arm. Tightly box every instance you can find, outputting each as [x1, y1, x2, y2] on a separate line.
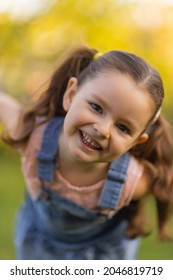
[0, 91, 22, 137]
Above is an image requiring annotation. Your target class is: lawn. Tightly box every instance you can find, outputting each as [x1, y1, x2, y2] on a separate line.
[0, 149, 173, 260]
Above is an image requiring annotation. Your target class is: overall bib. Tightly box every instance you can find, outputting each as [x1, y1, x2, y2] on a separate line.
[15, 116, 140, 260]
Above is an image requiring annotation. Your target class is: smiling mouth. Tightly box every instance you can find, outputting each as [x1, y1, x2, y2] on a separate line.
[79, 130, 102, 151]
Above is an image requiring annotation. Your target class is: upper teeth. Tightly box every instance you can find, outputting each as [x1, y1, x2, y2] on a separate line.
[81, 131, 101, 149]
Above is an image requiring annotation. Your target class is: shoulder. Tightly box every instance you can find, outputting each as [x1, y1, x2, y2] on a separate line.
[22, 118, 48, 156]
[131, 160, 156, 200]
[111, 156, 151, 212]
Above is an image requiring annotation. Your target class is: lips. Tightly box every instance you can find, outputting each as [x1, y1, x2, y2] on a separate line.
[79, 130, 102, 151]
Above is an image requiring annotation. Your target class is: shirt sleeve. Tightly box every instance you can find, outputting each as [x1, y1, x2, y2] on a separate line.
[116, 156, 144, 210]
[21, 121, 47, 199]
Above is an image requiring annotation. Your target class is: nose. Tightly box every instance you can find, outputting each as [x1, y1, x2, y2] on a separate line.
[93, 119, 112, 139]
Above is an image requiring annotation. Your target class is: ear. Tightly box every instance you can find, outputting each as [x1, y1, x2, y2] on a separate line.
[135, 133, 149, 145]
[62, 77, 78, 112]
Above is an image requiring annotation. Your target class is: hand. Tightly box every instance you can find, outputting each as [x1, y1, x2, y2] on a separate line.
[0, 91, 22, 136]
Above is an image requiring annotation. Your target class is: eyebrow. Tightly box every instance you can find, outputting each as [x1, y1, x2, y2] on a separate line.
[92, 93, 139, 132]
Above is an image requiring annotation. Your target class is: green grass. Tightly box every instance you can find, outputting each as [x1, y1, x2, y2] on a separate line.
[138, 197, 173, 260]
[0, 148, 24, 259]
[0, 149, 173, 259]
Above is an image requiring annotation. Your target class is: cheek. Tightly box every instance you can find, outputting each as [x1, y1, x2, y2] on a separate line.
[71, 113, 86, 127]
[110, 135, 132, 156]
[64, 109, 86, 133]
[68, 105, 91, 125]
[110, 144, 124, 158]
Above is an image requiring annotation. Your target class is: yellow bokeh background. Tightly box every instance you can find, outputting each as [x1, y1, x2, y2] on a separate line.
[0, 0, 173, 123]
[0, 0, 173, 260]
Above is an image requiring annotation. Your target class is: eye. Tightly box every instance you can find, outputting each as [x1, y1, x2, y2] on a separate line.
[90, 103, 103, 114]
[116, 123, 131, 135]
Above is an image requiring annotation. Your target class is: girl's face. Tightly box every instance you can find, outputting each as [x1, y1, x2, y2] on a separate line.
[62, 71, 155, 165]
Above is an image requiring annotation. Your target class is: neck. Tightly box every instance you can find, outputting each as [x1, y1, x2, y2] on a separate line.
[58, 156, 108, 186]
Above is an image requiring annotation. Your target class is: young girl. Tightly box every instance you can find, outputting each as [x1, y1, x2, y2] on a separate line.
[0, 46, 173, 260]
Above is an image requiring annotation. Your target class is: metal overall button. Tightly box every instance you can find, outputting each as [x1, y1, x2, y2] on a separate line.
[42, 190, 51, 200]
[97, 216, 107, 223]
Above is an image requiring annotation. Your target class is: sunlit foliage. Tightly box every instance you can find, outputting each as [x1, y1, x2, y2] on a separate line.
[0, 0, 173, 121]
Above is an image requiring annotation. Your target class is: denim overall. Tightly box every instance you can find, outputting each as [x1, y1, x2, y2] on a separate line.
[15, 116, 140, 260]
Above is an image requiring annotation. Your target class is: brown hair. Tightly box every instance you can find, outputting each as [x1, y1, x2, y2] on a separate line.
[2, 46, 173, 240]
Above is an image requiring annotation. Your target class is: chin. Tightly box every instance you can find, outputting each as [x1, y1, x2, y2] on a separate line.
[72, 150, 97, 164]
[74, 154, 94, 163]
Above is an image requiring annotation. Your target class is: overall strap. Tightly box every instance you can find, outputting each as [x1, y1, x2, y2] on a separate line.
[37, 116, 64, 182]
[98, 152, 131, 210]
[37, 116, 131, 211]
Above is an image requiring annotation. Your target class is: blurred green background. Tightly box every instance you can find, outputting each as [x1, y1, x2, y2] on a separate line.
[0, 0, 173, 259]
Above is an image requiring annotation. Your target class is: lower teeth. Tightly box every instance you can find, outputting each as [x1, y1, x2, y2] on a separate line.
[84, 139, 95, 149]
[81, 132, 99, 150]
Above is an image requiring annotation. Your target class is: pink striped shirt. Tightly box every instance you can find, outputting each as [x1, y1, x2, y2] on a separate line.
[21, 122, 143, 216]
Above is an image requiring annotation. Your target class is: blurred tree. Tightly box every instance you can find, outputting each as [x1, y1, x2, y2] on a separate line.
[0, 0, 173, 121]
